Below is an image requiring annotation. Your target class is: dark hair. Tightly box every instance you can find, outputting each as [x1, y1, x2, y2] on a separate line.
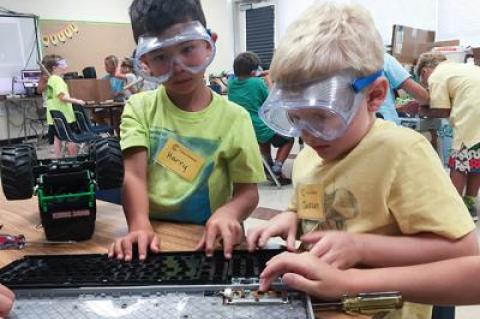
[42, 54, 63, 73]
[129, 0, 206, 43]
[233, 51, 261, 77]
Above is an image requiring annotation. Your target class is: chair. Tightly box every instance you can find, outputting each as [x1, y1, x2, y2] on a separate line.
[262, 157, 282, 188]
[82, 66, 97, 79]
[72, 104, 113, 135]
[50, 110, 99, 148]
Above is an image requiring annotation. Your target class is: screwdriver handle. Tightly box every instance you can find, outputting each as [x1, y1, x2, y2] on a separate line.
[0, 234, 26, 250]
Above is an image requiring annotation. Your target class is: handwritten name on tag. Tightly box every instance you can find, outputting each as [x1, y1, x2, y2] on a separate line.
[156, 138, 205, 182]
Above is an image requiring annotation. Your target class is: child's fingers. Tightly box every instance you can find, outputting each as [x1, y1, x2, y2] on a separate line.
[300, 231, 326, 244]
[150, 236, 161, 253]
[137, 233, 149, 260]
[246, 227, 263, 252]
[281, 273, 318, 296]
[204, 225, 219, 257]
[195, 233, 206, 251]
[108, 242, 115, 258]
[0, 284, 14, 300]
[258, 227, 279, 247]
[220, 226, 233, 259]
[114, 239, 126, 260]
[0, 292, 14, 318]
[286, 230, 297, 252]
[121, 238, 133, 261]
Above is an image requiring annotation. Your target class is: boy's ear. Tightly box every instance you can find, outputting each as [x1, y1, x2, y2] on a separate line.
[366, 77, 388, 113]
[211, 32, 218, 43]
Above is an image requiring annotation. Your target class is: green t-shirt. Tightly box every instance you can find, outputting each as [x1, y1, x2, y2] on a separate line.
[120, 87, 266, 224]
[228, 77, 275, 143]
[45, 75, 76, 125]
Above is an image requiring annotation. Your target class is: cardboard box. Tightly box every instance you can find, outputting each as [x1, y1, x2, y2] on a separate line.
[472, 47, 480, 66]
[391, 25, 435, 64]
[66, 79, 113, 104]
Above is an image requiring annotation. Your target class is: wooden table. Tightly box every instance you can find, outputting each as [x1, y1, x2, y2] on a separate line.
[0, 189, 366, 319]
[84, 101, 125, 135]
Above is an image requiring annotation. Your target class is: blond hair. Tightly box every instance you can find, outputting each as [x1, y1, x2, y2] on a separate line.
[415, 52, 447, 77]
[270, 1, 384, 84]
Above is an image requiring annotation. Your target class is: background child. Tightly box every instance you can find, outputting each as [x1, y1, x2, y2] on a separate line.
[108, 0, 265, 261]
[103, 55, 124, 99]
[42, 54, 85, 157]
[378, 52, 429, 123]
[416, 52, 480, 221]
[228, 51, 294, 184]
[120, 57, 140, 99]
[246, 2, 477, 319]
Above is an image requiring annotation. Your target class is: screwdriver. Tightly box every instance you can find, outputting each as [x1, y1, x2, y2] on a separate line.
[0, 234, 76, 250]
[312, 292, 403, 315]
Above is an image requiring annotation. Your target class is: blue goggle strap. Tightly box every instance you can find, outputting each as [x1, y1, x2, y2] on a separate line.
[351, 70, 383, 93]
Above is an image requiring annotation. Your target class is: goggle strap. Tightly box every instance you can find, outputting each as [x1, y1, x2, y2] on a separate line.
[351, 70, 383, 93]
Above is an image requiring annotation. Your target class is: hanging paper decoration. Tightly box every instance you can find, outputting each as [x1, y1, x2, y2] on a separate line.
[42, 23, 79, 47]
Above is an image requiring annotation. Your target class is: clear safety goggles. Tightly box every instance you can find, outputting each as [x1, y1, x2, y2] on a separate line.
[259, 69, 383, 141]
[55, 59, 68, 69]
[134, 21, 216, 84]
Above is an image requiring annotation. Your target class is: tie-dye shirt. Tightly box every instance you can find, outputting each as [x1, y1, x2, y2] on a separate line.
[120, 86, 265, 224]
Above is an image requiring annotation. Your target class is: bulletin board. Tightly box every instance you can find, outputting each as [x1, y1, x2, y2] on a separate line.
[39, 20, 136, 78]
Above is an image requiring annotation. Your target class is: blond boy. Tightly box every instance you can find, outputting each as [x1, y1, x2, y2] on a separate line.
[247, 3, 477, 319]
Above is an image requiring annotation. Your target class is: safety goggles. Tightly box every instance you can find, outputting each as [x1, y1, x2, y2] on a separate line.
[259, 69, 383, 141]
[134, 21, 216, 84]
[55, 59, 68, 69]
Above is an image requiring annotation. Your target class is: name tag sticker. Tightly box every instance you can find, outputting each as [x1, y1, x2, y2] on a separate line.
[297, 184, 325, 221]
[156, 138, 205, 182]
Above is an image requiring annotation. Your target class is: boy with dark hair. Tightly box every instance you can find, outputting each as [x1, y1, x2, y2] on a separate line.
[228, 51, 294, 184]
[109, 0, 265, 261]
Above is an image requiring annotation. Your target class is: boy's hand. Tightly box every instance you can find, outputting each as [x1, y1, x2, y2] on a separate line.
[0, 284, 15, 317]
[108, 228, 160, 261]
[246, 212, 298, 252]
[301, 231, 364, 269]
[195, 208, 243, 259]
[259, 252, 351, 299]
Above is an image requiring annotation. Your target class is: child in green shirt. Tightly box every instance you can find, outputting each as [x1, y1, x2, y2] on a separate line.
[228, 52, 294, 184]
[108, 0, 265, 261]
[42, 54, 85, 157]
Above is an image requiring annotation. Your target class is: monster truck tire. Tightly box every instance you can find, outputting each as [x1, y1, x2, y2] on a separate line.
[90, 137, 123, 190]
[0, 145, 36, 200]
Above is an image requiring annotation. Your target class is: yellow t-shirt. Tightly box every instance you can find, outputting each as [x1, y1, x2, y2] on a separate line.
[289, 120, 475, 319]
[45, 75, 75, 125]
[428, 61, 480, 149]
[120, 86, 265, 224]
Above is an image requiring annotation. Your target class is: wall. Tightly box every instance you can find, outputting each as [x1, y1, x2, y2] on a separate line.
[40, 20, 135, 78]
[201, 0, 235, 75]
[0, 0, 235, 75]
[276, 0, 438, 45]
[437, 0, 480, 46]
[0, 0, 131, 23]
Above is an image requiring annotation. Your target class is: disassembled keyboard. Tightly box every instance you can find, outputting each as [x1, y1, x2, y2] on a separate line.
[0, 249, 315, 319]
